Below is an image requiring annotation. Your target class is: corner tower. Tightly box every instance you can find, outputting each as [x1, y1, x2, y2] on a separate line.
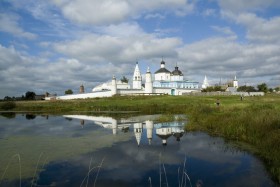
[133, 62, 142, 89]
[145, 67, 153, 94]
[233, 75, 238, 88]
[111, 75, 117, 95]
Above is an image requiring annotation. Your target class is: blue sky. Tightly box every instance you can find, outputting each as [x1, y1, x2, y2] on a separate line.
[0, 0, 280, 97]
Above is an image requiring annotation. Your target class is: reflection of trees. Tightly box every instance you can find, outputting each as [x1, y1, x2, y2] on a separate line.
[25, 114, 36, 120]
[0, 112, 16, 119]
[65, 117, 73, 121]
[121, 127, 129, 133]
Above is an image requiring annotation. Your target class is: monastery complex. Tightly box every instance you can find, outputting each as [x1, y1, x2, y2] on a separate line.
[45, 59, 263, 100]
[46, 60, 202, 100]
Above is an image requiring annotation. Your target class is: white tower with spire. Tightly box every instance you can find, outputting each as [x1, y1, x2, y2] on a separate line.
[133, 62, 142, 89]
[201, 75, 209, 89]
[233, 75, 238, 88]
[145, 67, 153, 94]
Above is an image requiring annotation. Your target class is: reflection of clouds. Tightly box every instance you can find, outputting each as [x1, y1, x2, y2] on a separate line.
[49, 126, 64, 131]
[81, 131, 274, 186]
[0, 114, 103, 138]
[0, 114, 275, 186]
[178, 132, 243, 164]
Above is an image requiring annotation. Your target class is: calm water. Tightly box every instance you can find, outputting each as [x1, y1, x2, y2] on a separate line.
[0, 113, 277, 187]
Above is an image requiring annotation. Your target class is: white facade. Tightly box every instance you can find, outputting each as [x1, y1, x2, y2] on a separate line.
[154, 61, 171, 81]
[153, 61, 199, 95]
[92, 80, 130, 92]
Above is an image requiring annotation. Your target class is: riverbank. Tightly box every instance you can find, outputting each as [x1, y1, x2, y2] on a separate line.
[1, 94, 280, 183]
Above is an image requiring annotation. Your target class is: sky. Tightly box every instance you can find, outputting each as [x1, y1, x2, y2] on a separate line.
[0, 0, 280, 98]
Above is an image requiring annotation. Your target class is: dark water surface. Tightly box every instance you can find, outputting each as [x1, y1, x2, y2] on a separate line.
[0, 113, 277, 187]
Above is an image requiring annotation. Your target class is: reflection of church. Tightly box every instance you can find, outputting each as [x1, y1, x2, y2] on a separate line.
[64, 115, 185, 146]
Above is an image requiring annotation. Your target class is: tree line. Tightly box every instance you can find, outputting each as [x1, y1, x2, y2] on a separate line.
[202, 83, 279, 93]
[3, 91, 37, 101]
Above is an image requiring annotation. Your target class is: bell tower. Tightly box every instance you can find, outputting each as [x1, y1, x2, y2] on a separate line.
[133, 62, 142, 89]
[233, 75, 238, 88]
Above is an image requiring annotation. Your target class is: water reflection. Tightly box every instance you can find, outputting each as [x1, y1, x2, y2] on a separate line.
[0, 114, 276, 187]
[63, 115, 185, 147]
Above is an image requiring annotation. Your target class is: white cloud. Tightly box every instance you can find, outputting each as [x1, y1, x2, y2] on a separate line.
[52, 31, 182, 65]
[222, 11, 280, 43]
[177, 37, 280, 86]
[211, 26, 237, 39]
[0, 13, 37, 39]
[202, 8, 217, 17]
[51, 0, 195, 25]
[98, 22, 145, 37]
[217, 0, 280, 13]
[54, 0, 130, 25]
[145, 13, 165, 20]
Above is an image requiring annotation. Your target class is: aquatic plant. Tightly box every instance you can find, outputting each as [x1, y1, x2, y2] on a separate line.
[0, 154, 21, 187]
[152, 154, 195, 187]
[80, 156, 105, 187]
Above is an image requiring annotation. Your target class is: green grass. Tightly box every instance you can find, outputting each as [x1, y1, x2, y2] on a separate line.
[1, 94, 280, 183]
[185, 95, 280, 183]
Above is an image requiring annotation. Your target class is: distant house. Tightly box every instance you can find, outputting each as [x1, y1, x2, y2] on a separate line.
[225, 87, 237, 93]
[35, 94, 45, 100]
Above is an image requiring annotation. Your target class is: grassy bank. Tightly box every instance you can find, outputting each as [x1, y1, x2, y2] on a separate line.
[186, 96, 280, 183]
[1, 94, 280, 183]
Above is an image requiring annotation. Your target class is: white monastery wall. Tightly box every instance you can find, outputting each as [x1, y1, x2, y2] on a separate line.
[45, 91, 113, 100]
[118, 89, 145, 95]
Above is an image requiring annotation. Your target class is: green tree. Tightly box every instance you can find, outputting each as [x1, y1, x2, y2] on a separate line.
[201, 86, 225, 92]
[25, 91, 36, 100]
[4, 96, 12, 100]
[257, 83, 268, 93]
[275, 87, 280, 92]
[237, 85, 256, 92]
[121, 76, 129, 83]
[65, 89, 73, 95]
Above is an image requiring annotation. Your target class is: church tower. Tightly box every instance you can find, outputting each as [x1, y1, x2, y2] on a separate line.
[233, 75, 238, 88]
[111, 75, 117, 95]
[145, 67, 153, 94]
[79, 84, 85, 93]
[133, 62, 142, 89]
[202, 75, 209, 89]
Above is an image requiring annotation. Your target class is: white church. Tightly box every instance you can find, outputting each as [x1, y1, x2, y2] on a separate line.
[46, 60, 200, 100]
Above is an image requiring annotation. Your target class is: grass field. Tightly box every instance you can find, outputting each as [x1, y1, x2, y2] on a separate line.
[1, 94, 280, 183]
